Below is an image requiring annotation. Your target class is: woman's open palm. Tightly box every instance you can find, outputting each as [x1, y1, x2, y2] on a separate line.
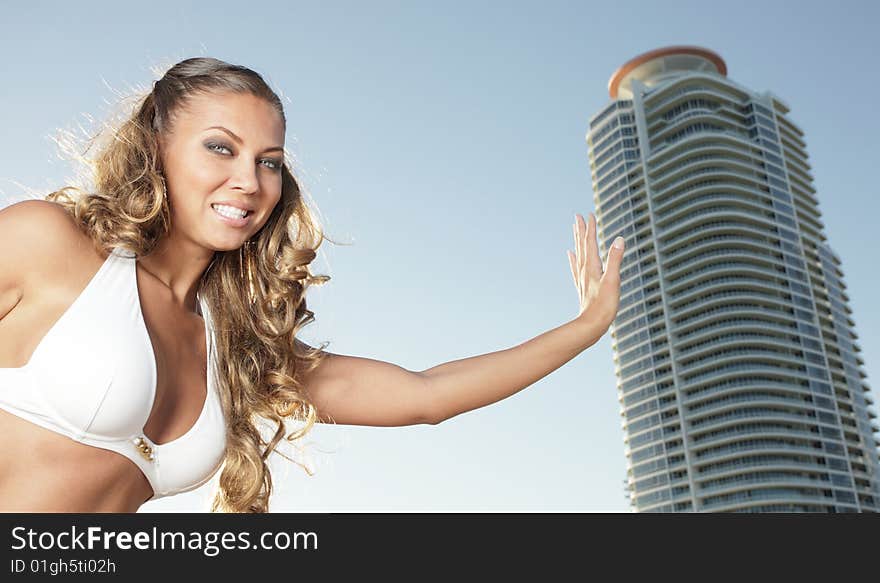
[567, 212, 625, 341]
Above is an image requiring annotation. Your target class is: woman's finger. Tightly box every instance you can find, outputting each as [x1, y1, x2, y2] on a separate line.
[567, 249, 578, 290]
[587, 213, 602, 280]
[577, 214, 587, 280]
[601, 237, 626, 283]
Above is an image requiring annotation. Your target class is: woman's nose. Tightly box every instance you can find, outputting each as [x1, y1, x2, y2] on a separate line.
[230, 159, 260, 194]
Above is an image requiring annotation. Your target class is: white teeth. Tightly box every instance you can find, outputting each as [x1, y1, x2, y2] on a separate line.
[212, 204, 248, 219]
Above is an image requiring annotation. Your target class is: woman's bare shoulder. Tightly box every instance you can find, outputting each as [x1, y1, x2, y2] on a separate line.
[0, 199, 97, 291]
[0, 199, 85, 236]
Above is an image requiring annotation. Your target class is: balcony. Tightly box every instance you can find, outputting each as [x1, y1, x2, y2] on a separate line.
[699, 490, 835, 511]
[665, 248, 784, 280]
[686, 392, 813, 417]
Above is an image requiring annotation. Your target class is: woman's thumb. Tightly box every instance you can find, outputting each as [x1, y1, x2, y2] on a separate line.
[603, 236, 626, 278]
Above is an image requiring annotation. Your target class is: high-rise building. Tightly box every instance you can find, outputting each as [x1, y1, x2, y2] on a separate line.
[587, 46, 880, 512]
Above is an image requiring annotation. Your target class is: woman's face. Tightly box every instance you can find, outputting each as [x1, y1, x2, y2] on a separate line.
[158, 90, 285, 251]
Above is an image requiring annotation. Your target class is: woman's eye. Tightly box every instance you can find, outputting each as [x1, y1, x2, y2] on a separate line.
[207, 143, 281, 171]
[206, 142, 232, 154]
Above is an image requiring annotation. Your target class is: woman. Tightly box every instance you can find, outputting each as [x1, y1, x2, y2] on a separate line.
[0, 57, 625, 513]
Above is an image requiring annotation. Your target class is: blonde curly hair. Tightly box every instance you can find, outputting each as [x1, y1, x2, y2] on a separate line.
[44, 57, 333, 512]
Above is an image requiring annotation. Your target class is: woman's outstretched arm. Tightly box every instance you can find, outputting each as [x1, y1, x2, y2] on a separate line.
[299, 213, 625, 427]
[422, 312, 606, 425]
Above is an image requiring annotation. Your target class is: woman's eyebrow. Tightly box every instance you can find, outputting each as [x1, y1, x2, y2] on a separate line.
[203, 125, 283, 153]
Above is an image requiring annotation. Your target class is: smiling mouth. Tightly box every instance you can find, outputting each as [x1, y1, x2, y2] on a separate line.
[210, 205, 254, 226]
[211, 204, 253, 219]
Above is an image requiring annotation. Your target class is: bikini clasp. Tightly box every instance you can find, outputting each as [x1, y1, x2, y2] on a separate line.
[133, 436, 155, 461]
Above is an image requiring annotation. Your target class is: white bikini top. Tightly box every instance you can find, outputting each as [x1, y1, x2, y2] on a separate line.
[0, 246, 227, 502]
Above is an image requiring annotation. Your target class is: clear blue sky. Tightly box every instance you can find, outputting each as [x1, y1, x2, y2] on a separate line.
[1, 0, 878, 512]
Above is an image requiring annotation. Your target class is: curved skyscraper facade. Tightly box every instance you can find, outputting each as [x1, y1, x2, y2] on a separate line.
[588, 46, 880, 512]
